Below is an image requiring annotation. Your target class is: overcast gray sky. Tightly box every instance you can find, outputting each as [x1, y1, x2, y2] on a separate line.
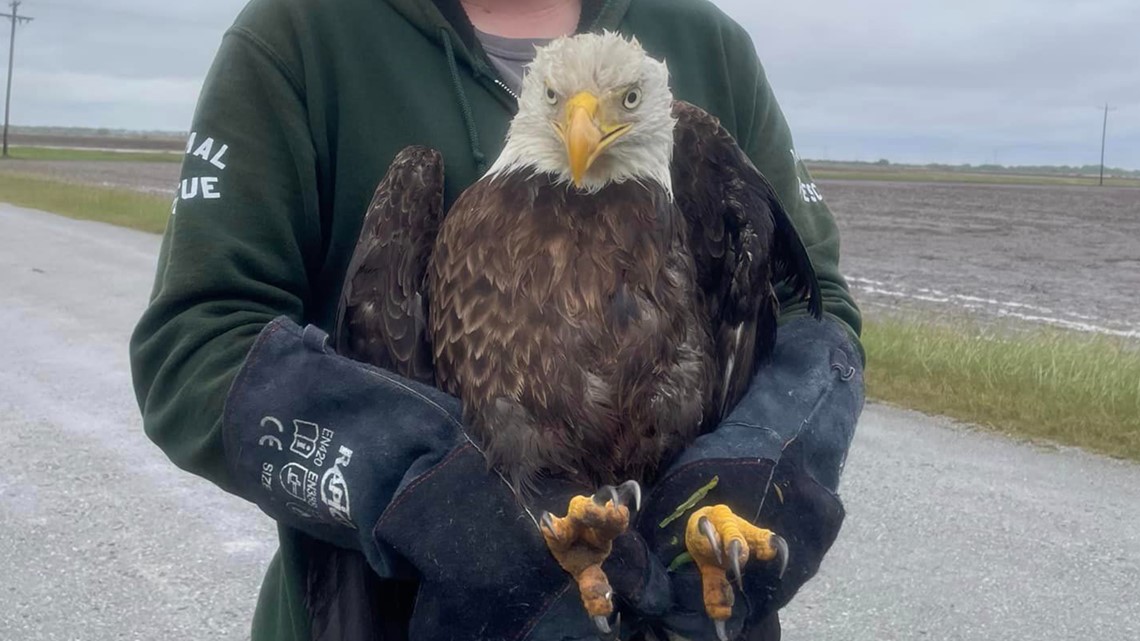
[6, 0, 1139, 168]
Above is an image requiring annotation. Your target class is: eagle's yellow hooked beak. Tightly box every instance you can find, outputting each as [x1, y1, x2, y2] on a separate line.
[557, 91, 631, 187]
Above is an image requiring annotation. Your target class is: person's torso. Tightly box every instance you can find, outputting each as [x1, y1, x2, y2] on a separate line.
[236, 2, 764, 639]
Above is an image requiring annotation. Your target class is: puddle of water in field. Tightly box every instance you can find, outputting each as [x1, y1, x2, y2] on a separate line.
[849, 275, 1140, 339]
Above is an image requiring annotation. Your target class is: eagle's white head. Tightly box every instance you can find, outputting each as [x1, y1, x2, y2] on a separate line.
[487, 31, 676, 195]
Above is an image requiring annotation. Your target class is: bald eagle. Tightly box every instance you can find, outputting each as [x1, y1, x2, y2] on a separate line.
[337, 32, 820, 640]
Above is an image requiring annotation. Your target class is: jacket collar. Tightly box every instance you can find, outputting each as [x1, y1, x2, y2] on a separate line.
[383, 0, 632, 71]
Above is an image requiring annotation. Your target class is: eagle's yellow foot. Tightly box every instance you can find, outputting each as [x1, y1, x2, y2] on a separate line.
[540, 481, 641, 636]
[685, 505, 789, 641]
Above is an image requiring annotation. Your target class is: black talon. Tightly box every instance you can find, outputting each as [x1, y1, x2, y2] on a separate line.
[616, 480, 641, 512]
[540, 511, 556, 536]
[728, 538, 743, 588]
[714, 618, 729, 641]
[607, 485, 620, 508]
[593, 485, 621, 508]
[698, 516, 723, 564]
[592, 611, 621, 639]
[772, 534, 789, 579]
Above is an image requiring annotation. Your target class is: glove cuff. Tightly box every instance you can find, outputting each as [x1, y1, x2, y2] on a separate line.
[221, 317, 465, 576]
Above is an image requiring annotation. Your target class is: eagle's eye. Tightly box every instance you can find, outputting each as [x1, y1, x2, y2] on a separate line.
[622, 87, 642, 110]
[544, 86, 558, 105]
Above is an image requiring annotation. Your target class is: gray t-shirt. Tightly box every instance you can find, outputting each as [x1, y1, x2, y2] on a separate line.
[475, 29, 551, 95]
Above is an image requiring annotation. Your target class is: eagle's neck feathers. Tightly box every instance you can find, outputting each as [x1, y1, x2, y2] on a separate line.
[487, 131, 674, 198]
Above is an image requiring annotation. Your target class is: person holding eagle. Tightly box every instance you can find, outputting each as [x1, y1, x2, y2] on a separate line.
[130, 0, 864, 640]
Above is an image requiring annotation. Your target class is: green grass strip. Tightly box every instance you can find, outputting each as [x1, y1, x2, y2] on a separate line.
[864, 315, 1140, 461]
[5, 146, 182, 163]
[0, 173, 171, 234]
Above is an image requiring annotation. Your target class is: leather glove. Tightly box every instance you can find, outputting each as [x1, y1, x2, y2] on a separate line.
[378, 444, 672, 641]
[223, 317, 670, 640]
[636, 317, 864, 640]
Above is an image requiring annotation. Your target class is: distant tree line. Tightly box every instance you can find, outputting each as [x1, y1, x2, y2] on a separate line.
[808, 158, 1140, 179]
[11, 124, 186, 142]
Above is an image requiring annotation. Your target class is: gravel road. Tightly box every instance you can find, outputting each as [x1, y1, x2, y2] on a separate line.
[1, 203, 1138, 640]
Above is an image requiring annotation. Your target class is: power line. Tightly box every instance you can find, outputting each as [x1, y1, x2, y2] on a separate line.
[1, 0, 34, 158]
[1097, 103, 1118, 187]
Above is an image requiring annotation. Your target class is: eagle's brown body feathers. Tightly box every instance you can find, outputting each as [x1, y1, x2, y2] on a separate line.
[431, 174, 712, 489]
[336, 102, 820, 493]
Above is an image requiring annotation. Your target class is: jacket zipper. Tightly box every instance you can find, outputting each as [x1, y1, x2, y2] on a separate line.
[466, 54, 518, 111]
[490, 76, 518, 102]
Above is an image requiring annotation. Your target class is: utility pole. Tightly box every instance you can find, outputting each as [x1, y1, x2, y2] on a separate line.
[1097, 103, 1117, 187]
[1, 0, 34, 158]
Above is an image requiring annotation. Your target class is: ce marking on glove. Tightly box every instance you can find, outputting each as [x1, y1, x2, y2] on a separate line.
[258, 416, 285, 451]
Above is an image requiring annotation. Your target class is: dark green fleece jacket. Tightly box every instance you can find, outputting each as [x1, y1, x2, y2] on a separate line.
[129, 0, 861, 639]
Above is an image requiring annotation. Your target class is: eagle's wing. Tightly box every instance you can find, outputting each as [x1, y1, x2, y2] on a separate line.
[334, 146, 445, 384]
[671, 101, 822, 421]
